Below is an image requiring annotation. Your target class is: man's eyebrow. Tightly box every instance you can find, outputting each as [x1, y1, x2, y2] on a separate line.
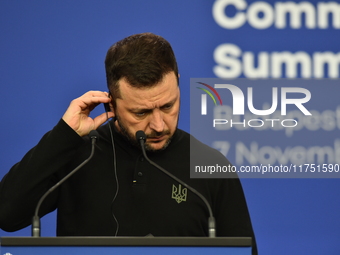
[129, 107, 151, 112]
[129, 98, 177, 112]
[161, 98, 177, 106]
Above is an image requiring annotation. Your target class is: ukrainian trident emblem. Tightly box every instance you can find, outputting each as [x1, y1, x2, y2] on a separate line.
[172, 184, 187, 204]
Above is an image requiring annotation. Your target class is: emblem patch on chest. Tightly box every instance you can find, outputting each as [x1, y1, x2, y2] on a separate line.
[172, 184, 187, 203]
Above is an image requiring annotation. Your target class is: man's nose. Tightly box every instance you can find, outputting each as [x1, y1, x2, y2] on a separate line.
[149, 110, 164, 132]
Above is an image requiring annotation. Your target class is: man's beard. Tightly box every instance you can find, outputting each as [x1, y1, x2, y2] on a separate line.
[115, 113, 174, 152]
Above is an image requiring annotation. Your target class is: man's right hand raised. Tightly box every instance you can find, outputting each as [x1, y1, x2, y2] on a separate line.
[62, 91, 114, 137]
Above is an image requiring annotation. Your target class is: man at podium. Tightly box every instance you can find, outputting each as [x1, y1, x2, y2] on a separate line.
[0, 33, 257, 255]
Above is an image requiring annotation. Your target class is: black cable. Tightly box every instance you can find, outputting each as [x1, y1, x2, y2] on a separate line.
[106, 113, 119, 237]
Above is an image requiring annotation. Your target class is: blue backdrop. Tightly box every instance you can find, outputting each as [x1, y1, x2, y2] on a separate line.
[1, 1, 340, 254]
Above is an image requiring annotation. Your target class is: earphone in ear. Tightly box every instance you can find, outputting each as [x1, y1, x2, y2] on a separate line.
[104, 92, 112, 112]
[104, 94, 116, 122]
[104, 102, 111, 112]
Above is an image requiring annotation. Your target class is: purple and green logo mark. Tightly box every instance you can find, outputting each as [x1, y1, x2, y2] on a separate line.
[196, 82, 223, 115]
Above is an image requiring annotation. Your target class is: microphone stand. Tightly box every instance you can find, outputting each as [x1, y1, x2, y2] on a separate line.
[32, 131, 99, 237]
[135, 130, 216, 238]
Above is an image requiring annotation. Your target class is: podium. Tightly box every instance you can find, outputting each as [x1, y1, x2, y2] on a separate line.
[1, 236, 252, 255]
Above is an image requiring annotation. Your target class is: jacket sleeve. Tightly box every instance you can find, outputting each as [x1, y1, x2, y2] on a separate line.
[0, 119, 84, 232]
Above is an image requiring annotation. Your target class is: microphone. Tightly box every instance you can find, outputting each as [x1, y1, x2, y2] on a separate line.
[135, 130, 216, 238]
[31, 130, 99, 237]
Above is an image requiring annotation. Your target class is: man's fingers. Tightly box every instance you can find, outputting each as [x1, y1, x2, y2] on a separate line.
[76, 92, 112, 110]
[62, 91, 113, 136]
[93, 112, 115, 130]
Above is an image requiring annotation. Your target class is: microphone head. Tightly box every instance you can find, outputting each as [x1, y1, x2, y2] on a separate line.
[89, 130, 99, 140]
[135, 130, 146, 142]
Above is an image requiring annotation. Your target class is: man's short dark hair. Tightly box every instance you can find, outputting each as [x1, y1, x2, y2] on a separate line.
[105, 33, 179, 100]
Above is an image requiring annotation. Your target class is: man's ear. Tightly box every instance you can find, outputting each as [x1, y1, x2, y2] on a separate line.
[109, 93, 116, 116]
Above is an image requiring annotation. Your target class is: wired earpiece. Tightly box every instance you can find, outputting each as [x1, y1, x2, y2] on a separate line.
[104, 92, 120, 236]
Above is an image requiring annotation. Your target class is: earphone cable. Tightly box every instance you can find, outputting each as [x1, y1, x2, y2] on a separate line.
[106, 113, 119, 236]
